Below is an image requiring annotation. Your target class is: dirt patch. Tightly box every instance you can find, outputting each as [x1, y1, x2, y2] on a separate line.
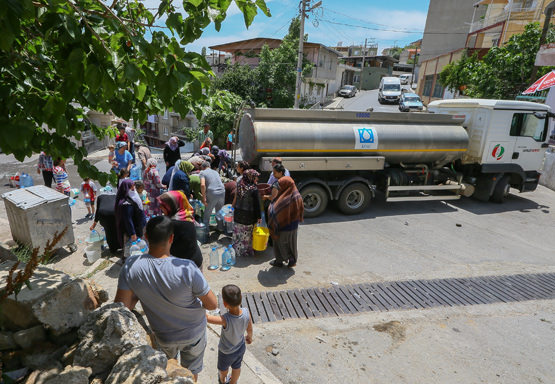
[373, 321, 406, 350]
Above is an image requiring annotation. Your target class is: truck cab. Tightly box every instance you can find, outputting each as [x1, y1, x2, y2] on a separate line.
[428, 99, 552, 201]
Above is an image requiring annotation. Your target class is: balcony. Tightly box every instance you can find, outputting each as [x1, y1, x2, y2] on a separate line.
[469, 3, 537, 33]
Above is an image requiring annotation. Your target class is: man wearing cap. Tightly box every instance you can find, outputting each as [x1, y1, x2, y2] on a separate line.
[267, 157, 290, 186]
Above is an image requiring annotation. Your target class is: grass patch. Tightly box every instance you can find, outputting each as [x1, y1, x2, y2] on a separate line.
[85, 259, 111, 279]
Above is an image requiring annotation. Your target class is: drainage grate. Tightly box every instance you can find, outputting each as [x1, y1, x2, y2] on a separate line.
[219, 273, 555, 324]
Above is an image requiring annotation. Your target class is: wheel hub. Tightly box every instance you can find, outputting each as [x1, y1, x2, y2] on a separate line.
[303, 193, 321, 212]
[346, 190, 364, 209]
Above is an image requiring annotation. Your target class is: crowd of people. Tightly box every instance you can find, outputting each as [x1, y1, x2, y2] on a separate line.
[36, 124, 305, 383]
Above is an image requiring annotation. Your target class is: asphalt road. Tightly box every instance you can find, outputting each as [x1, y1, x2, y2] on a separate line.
[335, 86, 414, 113]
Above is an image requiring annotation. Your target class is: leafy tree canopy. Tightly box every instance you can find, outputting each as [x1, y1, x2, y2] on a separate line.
[212, 17, 313, 109]
[0, 0, 269, 184]
[439, 23, 554, 99]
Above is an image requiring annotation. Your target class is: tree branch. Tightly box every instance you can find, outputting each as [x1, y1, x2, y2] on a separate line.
[66, 0, 110, 53]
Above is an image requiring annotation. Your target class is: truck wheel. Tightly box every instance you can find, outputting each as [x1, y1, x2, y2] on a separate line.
[301, 186, 329, 218]
[378, 97, 383, 104]
[490, 175, 510, 203]
[338, 183, 371, 215]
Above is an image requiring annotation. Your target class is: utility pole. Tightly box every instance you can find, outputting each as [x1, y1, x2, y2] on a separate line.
[530, 1, 555, 82]
[410, 52, 419, 89]
[294, 0, 307, 109]
[358, 38, 368, 91]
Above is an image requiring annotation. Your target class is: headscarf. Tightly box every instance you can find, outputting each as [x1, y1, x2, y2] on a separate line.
[115, 141, 126, 150]
[237, 169, 259, 199]
[188, 156, 203, 169]
[268, 176, 304, 238]
[200, 147, 210, 156]
[168, 159, 182, 191]
[210, 145, 220, 157]
[178, 161, 194, 175]
[158, 191, 194, 222]
[144, 158, 157, 179]
[167, 137, 178, 151]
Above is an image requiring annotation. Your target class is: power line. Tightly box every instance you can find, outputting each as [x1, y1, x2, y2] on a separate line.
[321, 6, 419, 32]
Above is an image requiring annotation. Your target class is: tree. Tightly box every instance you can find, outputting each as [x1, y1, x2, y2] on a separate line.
[211, 17, 312, 108]
[439, 23, 554, 99]
[200, 91, 244, 147]
[201, 46, 207, 57]
[0, 0, 270, 184]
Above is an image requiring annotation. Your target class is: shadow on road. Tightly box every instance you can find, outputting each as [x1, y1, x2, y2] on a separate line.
[257, 267, 295, 288]
[449, 193, 550, 215]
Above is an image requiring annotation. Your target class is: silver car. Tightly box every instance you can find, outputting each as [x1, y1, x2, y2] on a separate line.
[338, 85, 357, 98]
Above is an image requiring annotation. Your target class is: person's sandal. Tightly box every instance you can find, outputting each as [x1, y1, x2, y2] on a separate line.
[287, 260, 296, 268]
[270, 260, 283, 267]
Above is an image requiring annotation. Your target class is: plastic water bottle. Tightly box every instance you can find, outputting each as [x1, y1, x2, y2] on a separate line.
[129, 241, 142, 257]
[227, 245, 236, 266]
[68, 198, 76, 207]
[84, 193, 91, 204]
[137, 238, 149, 254]
[220, 247, 231, 271]
[208, 247, 219, 270]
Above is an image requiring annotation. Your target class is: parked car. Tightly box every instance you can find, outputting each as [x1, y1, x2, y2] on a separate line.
[399, 93, 424, 112]
[399, 74, 412, 85]
[338, 85, 357, 98]
[378, 77, 402, 104]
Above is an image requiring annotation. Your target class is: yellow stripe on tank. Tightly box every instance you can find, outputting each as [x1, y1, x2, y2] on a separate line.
[256, 148, 468, 153]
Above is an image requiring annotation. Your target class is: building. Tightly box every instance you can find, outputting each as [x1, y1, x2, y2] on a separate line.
[209, 37, 342, 105]
[398, 48, 421, 64]
[142, 110, 198, 148]
[330, 42, 379, 57]
[467, 0, 553, 49]
[417, 0, 551, 104]
[205, 52, 232, 77]
[419, 0, 484, 63]
[341, 55, 398, 90]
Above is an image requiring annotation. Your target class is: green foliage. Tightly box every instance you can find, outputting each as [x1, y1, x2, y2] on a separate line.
[0, 0, 269, 183]
[200, 91, 244, 146]
[439, 23, 554, 99]
[212, 17, 312, 108]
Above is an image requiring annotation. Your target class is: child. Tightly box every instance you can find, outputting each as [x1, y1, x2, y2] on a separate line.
[118, 168, 130, 186]
[134, 180, 149, 204]
[80, 177, 98, 219]
[206, 285, 253, 384]
[108, 144, 115, 164]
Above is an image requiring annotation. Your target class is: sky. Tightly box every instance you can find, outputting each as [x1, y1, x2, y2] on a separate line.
[143, 0, 430, 54]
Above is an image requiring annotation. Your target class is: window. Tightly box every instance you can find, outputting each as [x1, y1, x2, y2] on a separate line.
[510, 113, 547, 141]
[163, 127, 168, 136]
[422, 75, 434, 97]
[163, 109, 169, 119]
[432, 77, 444, 98]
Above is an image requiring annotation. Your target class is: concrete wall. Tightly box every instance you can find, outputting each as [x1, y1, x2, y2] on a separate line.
[419, 0, 484, 63]
[540, 149, 555, 192]
[358, 67, 390, 90]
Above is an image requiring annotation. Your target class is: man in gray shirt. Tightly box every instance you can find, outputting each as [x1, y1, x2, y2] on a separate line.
[115, 216, 217, 381]
[199, 161, 225, 227]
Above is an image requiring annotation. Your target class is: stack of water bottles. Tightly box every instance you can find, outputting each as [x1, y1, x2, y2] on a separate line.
[127, 238, 149, 258]
[208, 245, 236, 271]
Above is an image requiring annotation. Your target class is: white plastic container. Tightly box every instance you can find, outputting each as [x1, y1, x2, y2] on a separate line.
[85, 245, 101, 263]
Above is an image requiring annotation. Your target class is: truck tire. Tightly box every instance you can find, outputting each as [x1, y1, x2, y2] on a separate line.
[338, 183, 371, 215]
[490, 174, 510, 203]
[301, 185, 329, 218]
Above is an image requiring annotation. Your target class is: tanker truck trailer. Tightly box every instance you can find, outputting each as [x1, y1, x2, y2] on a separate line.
[238, 99, 552, 218]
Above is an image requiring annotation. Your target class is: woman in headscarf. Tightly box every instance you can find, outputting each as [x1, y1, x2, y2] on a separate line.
[143, 158, 164, 216]
[168, 160, 194, 198]
[232, 169, 262, 258]
[114, 179, 146, 258]
[210, 145, 220, 170]
[158, 191, 203, 268]
[163, 136, 184, 173]
[267, 176, 304, 268]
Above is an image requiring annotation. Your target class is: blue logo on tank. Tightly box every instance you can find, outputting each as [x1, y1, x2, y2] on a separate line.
[358, 128, 374, 144]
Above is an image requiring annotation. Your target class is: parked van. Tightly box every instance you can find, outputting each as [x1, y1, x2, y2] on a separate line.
[378, 77, 402, 104]
[399, 74, 412, 85]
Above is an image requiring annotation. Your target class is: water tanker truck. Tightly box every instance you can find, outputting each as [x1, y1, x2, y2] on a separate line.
[238, 99, 553, 218]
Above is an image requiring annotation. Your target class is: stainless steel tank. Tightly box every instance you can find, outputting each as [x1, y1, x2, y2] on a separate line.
[239, 108, 469, 166]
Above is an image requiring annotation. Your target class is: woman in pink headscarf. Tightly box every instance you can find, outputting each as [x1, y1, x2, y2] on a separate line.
[163, 136, 184, 173]
[143, 158, 164, 216]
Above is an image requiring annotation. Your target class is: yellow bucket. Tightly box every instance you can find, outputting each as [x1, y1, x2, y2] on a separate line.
[252, 225, 270, 251]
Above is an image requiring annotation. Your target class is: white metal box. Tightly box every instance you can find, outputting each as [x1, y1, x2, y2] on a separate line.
[1, 186, 75, 254]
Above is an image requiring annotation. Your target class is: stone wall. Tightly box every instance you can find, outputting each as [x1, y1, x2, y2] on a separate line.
[540, 149, 555, 191]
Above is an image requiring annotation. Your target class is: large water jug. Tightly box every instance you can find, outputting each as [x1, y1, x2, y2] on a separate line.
[19, 173, 34, 188]
[137, 238, 149, 254]
[84, 193, 91, 205]
[208, 247, 219, 270]
[195, 223, 208, 244]
[130, 165, 141, 180]
[220, 247, 231, 271]
[129, 241, 142, 257]
[227, 245, 236, 266]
